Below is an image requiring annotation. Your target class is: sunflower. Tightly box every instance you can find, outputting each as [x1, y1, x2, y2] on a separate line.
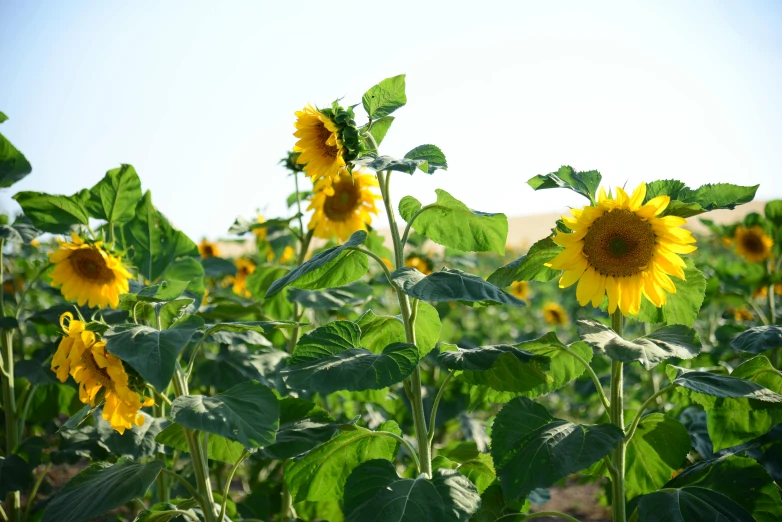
[51, 312, 153, 434]
[543, 302, 568, 325]
[508, 281, 530, 301]
[307, 169, 381, 241]
[198, 239, 220, 259]
[231, 258, 256, 297]
[293, 105, 354, 195]
[49, 234, 132, 309]
[266, 245, 296, 264]
[732, 306, 753, 322]
[253, 214, 267, 242]
[753, 284, 782, 298]
[733, 226, 773, 263]
[405, 255, 434, 275]
[548, 183, 697, 316]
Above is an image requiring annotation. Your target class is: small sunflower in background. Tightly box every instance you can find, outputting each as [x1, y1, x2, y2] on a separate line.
[307, 169, 381, 241]
[548, 183, 696, 316]
[733, 225, 773, 263]
[732, 306, 754, 322]
[293, 103, 359, 195]
[405, 254, 434, 275]
[231, 258, 256, 297]
[253, 214, 268, 242]
[49, 233, 132, 309]
[508, 281, 530, 301]
[754, 284, 782, 298]
[51, 312, 153, 434]
[198, 239, 220, 259]
[543, 302, 568, 325]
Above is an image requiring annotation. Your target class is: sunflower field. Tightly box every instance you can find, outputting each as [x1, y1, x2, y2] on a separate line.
[0, 75, 781, 522]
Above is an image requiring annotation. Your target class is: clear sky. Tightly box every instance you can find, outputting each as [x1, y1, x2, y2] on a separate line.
[1, 1, 781, 240]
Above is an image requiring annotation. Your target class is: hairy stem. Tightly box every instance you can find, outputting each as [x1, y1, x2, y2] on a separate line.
[610, 310, 626, 522]
[560, 346, 610, 412]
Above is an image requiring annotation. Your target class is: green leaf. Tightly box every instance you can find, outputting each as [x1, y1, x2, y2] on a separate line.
[96, 413, 168, 460]
[437, 444, 497, 495]
[577, 319, 701, 370]
[635, 486, 755, 522]
[104, 315, 203, 391]
[85, 164, 142, 224]
[764, 200, 782, 227]
[0, 455, 34, 498]
[171, 380, 279, 448]
[625, 414, 690, 500]
[266, 230, 368, 298]
[155, 423, 244, 464]
[343, 459, 481, 522]
[119, 191, 199, 282]
[369, 116, 394, 146]
[467, 340, 592, 407]
[399, 196, 423, 222]
[288, 282, 373, 311]
[668, 364, 782, 403]
[356, 302, 441, 356]
[731, 326, 782, 354]
[0, 118, 32, 188]
[42, 458, 164, 522]
[362, 74, 407, 119]
[201, 256, 238, 278]
[487, 236, 562, 286]
[404, 144, 448, 174]
[13, 192, 90, 234]
[635, 258, 706, 327]
[160, 257, 205, 298]
[666, 455, 782, 522]
[0, 216, 40, 244]
[491, 397, 623, 502]
[391, 267, 525, 306]
[283, 321, 418, 393]
[353, 154, 427, 174]
[527, 166, 601, 203]
[402, 189, 507, 254]
[260, 397, 339, 461]
[680, 183, 758, 212]
[284, 421, 401, 503]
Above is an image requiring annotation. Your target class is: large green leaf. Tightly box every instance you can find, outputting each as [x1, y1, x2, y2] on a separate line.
[491, 397, 623, 502]
[625, 414, 690, 500]
[635, 486, 755, 521]
[13, 192, 90, 234]
[391, 267, 524, 306]
[731, 326, 782, 354]
[401, 189, 507, 254]
[527, 166, 602, 203]
[260, 397, 339, 460]
[343, 459, 481, 522]
[468, 340, 592, 406]
[0, 216, 40, 244]
[104, 315, 203, 391]
[266, 231, 368, 298]
[155, 423, 244, 464]
[283, 321, 419, 393]
[486, 236, 562, 286]
[356, 302, 441, 356]
[171, 380, 279, 449]
[96, 412, 168, 460]
[119, 191, 199, 282]
[437, 443, 496, 495]
[635, 258, 707, 327]
[577, 319, 700, 370]
[667, 364, 782, 403]
[369, 116, 394, 146]
[362, 74, 406, 119]
[666, 455, 782, 522]
[42, 459, 163, 522]
[644, 180, 758, 218]
[85, 164, 142, 224]
[284, 421, 401, 503]
[288, 282, 373, 311]
[0, 116, 32, 188]
[404, 144, 448, 174]
[353, 154, 427, 175]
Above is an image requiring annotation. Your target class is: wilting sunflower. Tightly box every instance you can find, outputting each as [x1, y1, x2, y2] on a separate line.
[51, 312, 153, 434]
[406, 255, 434, 275]
[231, 258, 256, 297]
[733, 225, 773, 263]
[508, 281, 530, 301]
[548, 183, 697, 316]
[543, 302, 568, 325]
[49, 234, 132, 309]
[307, 169, 381, 241]
[198, 239, 220, 259]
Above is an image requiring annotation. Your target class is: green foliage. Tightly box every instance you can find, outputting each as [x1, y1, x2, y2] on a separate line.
[155, 423, 244, 463]
[356, 302, 441, 356]
[0, 113, 32, 188]
[487, 236, 562, 286]
[85, 164, 142, 223]
[731, 325, 782, 354]
[635, 486, 755, 521]
[635, 258, 706, 327]
[369, 116, 394, 146]
[404, 144, 448, 174]
[362, 74, 407, 119]
[644, 179, 758, 218]
[391, 267, 525, 306]
[13, 191, 90, 233]
[527, 165, 602, 203]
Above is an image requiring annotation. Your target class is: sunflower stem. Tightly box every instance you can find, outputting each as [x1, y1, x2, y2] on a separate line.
[609, 310, 626, 522]
[377, 170, 432, 477]
[286, 230, 313, 354]
[219, 449, 249, 522]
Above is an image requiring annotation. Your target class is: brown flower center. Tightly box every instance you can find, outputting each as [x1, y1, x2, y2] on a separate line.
[547, 309, 563, 323]
[324, 177, 361, 222]
[582, 209, 656, 277]
[741, 232, 767, 254]
[81, 347, 113, 390]
[70, 248, 115, 284]
[316, 123, 339, 159]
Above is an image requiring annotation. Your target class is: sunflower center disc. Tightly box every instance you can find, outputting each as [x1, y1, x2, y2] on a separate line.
[82, 349, 114, 390]
[70, 248, 116, 284]
[316, 123, 339, 159]
[324, 178, 360, 221]
[742, 233, 766, 254]
[582, 209, 656, 277]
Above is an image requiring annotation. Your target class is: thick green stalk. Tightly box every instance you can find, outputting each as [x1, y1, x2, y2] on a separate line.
[377, 170, 432, 476]
[172, 369, 216, 522]
[1, 241, 21, 522]
[610, 310, 626, 522]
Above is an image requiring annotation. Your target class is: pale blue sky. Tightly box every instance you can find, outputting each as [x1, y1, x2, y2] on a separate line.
[1, 1, 781, 240]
